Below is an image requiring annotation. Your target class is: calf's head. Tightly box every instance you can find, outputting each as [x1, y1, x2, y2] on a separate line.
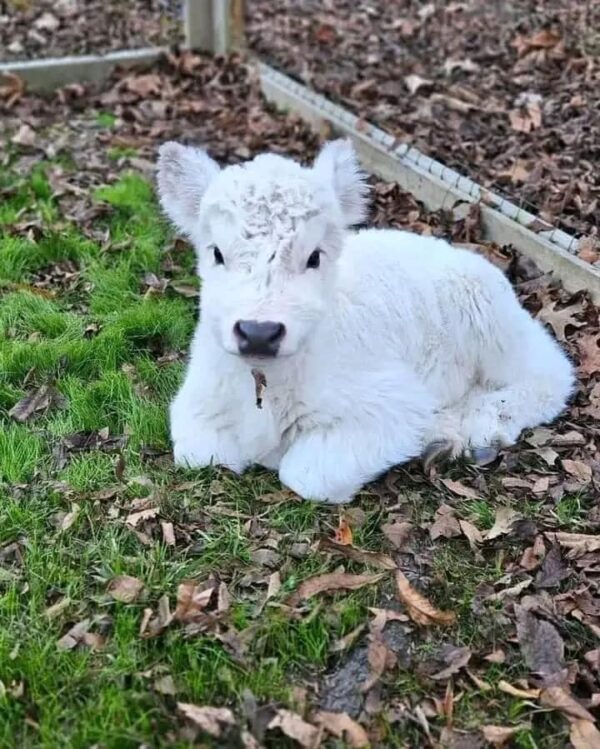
[156, 140, 368, 359]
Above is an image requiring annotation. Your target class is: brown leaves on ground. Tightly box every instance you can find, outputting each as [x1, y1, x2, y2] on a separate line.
[313, 711, 369, 748]
[381, 518, 414, 550]
[177, 703, 235, 738]
[56, 619, 105, 651]
[9, 384, 66, 422]
[482, 724, 528, 746]
[246, 0, 599, 236]
[107, 575, 144, 603]
[267, 709, 322, 747]
[288, 572, 386, 607]
[546, 532, 600, 558]
[515, 606, 565, 685]
[317, 538, 396, 570]
[395, 571, 456, 627]
[539, 686, 596, 722]
[570, 720, 600, 749]
[333, 515, 353, 546]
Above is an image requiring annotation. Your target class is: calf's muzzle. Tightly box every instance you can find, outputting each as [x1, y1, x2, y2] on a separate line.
[233, 320, 286, 357]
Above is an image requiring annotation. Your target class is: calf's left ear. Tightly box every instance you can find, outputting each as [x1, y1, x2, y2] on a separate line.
[156, 142, 220, 235]
[313, 139, 370, 226]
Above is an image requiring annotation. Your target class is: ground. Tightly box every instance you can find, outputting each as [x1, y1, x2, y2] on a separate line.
[247, 0, 600, 243]
[0, 0, 182, 60]
[0, 53, 599, 749]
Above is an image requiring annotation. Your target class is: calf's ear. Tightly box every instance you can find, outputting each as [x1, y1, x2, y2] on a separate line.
[156, 142, 220, 235]
[313, 139, 369, 226]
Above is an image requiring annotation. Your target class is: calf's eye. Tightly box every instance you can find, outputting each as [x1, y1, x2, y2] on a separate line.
[213, 247, 225, 266]
[306, 249, 321, 269]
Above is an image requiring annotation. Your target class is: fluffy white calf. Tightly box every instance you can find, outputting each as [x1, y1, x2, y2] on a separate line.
[157, 139, 574, 504]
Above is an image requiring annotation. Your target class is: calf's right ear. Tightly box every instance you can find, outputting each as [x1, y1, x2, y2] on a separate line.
[156, 142, 220, 235]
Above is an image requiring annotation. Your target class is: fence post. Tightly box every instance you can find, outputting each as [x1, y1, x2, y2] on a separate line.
[184, 0, 245, 54]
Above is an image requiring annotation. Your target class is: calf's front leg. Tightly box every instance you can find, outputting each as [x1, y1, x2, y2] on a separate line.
[278, 421, 424, 504]
[170, 387, 249, 474]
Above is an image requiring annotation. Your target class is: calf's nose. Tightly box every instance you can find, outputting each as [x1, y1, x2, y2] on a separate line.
[234, 320, 286, 356]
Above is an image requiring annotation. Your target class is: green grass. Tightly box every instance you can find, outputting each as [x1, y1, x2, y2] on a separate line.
[0, 159, 581, 748]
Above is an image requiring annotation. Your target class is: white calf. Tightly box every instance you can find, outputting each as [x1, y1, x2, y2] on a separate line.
[157, 139, 574, 504]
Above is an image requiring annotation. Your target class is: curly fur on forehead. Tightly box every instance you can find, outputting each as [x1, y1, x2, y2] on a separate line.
[205, 156, 322, 246]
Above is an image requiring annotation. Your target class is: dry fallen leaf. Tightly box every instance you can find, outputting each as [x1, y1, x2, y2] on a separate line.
[174, 581, 215, 623]
[520, 535, 547, 571]
[497, 680, 540, 699]
[317, 538, 396, 570]
[161, 521, 175, 546]
[140, 594, 173, 638]
[578, 333, 600, 377]
[485, 507, 519, 540]
[561, 459, 592, 485]
[361, 636, 391, 693]
[314, 711, 369, 748]
[154, 674, 177, 695]
[59, 503, 80, 532]
[251, 368, 267, 409]
[333, 516, 353, 546]
[430, 504, 461, 540]
[267, 571, 281, 600]
[44, 596, 71, 620]
[515, 606, 565, 681]
[108, 575, 144, 604]
[9, 385, 65, 422]
[539, 686, 595, 722]
[570, 720, 600, 749]
[512, 28, 562, 55]
[545, 532, 600, 558]
[459, 519, 484, 550]
[485, 649, 506, 664]
[440, 478, 480, 499]
[268, 708, 321, 748]
[11, 123, 37, 147]
[288, 571, 385, 606]
[430, 645, 472, 680]
[56, 619, 91, 651]
[509, 102, 542, 133]
[577, 238, 600, 265]
[536, 301, 584, 342]
[126, 507, 158, 527]
[125, 73, 164, 97]
[444, 58, 479, 75]
[0, 71, 24, 106]
[482, 725, 527, 746]
[395, 570, 456, 626]
[177, 703, 235, 737]
[381, 519, 414, 550]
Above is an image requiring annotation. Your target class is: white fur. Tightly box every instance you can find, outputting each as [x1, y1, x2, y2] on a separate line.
[157, 139, 574, 504]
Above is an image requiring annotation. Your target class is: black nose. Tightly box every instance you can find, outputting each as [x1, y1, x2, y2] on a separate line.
[234, 320, 286, 357]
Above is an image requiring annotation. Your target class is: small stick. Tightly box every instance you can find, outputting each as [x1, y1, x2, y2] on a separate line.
[251, 368, 267, 409]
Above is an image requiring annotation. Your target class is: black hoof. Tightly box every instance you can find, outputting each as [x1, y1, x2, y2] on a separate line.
[469, 445, 501, 466]
[423, 439, 454, 473]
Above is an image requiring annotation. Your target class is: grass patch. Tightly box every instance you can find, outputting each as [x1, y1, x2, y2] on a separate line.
[0, 158, 584, 749]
